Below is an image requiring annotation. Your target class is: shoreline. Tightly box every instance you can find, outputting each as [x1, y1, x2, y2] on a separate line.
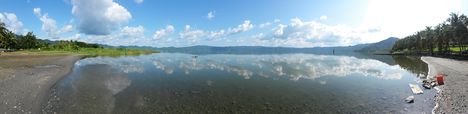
[421, 56, 468, 114]
[0, 54, 83, 113]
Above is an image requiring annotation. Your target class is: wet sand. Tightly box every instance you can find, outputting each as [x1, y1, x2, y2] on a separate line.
[0, 54, 83, 113]
[421, 56, 468, 114]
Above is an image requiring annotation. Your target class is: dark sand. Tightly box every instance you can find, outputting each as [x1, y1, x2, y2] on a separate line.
[421, 56, 468, 114]
[0, 55, 82, 113]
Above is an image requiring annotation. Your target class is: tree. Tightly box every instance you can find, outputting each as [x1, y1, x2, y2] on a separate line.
[440, 23, 451, 54]
[0, 23, 17, 49]
[460, 14, 468, 53]
[447, 13, 468, 55]
[391, 12, 468, 56]
[0, 22, 8, 48]
[17, 32, 39, 49]
[423, 26, 434, 55]
[434, 24, 444, 55]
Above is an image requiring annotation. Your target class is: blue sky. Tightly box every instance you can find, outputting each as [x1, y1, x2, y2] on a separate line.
[0, 0, 467, 47]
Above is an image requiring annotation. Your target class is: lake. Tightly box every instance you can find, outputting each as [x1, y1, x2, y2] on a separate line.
[42, 53, 435, 113]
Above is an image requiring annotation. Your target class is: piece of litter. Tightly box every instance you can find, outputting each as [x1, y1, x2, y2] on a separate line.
[409, 84, 423, 94]
[422, 83, 432, 89]
[405, 95, 414, 103]
[436, 73, 444, 85]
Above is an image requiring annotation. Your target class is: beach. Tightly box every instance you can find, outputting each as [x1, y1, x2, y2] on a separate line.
[421, 56, 468, 114]
[0, 55, 82, 113]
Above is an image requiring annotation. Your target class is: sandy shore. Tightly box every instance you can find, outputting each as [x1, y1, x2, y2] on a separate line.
[421, 56, 468, 114]
[0, 54, 83, 113]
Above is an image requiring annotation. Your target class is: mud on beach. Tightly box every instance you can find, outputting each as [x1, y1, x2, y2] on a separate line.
[0, 55, 82, 113]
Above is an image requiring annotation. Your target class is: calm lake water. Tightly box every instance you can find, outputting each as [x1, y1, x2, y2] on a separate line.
[42, 53, 435, 113]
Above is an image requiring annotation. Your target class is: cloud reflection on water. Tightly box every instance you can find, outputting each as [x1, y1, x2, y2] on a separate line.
[148, 53, 404, 81]
[76, 56, 145, 74]
[64, 64, 133, 113]
[74, 54, 405, 81]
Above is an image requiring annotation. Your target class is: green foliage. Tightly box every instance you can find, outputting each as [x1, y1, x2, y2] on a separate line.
[1, 22, 101, 50]
[16, 32, 40, 49]
[15, 48, 157, 57]
[0, 23, 18, 49]
[392, 12, 468, 56]
[0, 22, 157, 56]
[42, 40, 101, 51]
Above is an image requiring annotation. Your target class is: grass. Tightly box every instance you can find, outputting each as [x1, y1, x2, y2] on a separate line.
[432, 47, 463, 52]
[395, 46, 466, 53]
[9, 48, 158, 57]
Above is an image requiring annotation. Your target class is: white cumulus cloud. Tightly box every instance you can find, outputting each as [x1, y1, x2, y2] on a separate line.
[78, 26, 151, 46]
[207, 30, 225, 39]
[71, 0, 132, 35]
[153, 25, 174, 39]
[259, 22, 271, 28]
[320, 15, 328, 20]
[61, 25, 74, 33]
[207, 11, 215, 20]
[179, 25, 205, 42]
[0, 12, 25, 34]
[255, 18, 375, 47]
[121, 25, 145, 38]
[33, 8, 41, 17]
[227, 20, 253, 34]
[33, 8, 73, 39]
[33, 8, 59, 38]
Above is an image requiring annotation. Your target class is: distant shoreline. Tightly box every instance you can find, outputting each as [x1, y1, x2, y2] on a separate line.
[421, 56, 468, 114]
[0, 54, 83, 113]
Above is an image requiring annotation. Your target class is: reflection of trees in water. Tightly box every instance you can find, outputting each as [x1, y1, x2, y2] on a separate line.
[392, 56, 428, 78]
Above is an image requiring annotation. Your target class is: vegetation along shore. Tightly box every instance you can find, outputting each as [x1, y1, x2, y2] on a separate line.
[1, 22, 157, 57]
[391, 13, 468, 58]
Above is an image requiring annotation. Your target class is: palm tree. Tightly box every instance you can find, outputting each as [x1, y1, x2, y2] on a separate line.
[446, 13, 468, 55]
[1, 22, 9, 49]
[460, 14, 468, 53]
[434, 24, 443, 55]
[0, 22, 19, 49]
[441, 23, 452, 54]
[424, 26, 434, 55]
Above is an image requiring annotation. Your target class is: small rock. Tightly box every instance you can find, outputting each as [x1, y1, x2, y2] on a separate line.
[405, 96, 414, 103]
[422, 83, 432, 89]
[431, 82, 436, 86]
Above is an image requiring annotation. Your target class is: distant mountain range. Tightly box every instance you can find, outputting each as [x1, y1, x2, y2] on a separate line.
[356, 37, 399, 53]
[119, 37, 399, 54]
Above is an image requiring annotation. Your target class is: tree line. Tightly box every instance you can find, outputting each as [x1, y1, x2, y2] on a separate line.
[0, 22, 100, 51]
[392, 13, 468, 56]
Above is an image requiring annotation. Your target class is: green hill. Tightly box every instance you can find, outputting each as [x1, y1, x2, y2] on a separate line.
[357, 37, 399, 53]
